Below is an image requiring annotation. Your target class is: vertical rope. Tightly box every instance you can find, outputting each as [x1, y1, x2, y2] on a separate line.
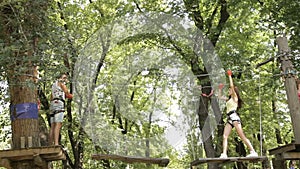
[258, 70, 263, 156]
[190, 130, 196, 160]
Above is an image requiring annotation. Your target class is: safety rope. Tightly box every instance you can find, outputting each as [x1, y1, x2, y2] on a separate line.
[258, 69, 263, 156]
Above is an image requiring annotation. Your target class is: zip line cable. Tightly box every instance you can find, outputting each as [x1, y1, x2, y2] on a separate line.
[4, 71, 292, 99]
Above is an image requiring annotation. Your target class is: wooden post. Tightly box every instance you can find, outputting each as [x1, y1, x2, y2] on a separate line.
[277, 36, 300, 143]
[272, 155, 287, 169]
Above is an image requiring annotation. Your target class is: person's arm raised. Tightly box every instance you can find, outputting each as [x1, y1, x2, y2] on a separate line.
[227, 70, 238, 102]
[59, 82, 73, 99]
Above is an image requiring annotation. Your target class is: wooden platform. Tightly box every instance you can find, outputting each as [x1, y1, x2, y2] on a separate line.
[92, 154, 170, 167]
[269, 143, 300, 159]
[0, 146, 65, 168]
[191, 156, 268, 167]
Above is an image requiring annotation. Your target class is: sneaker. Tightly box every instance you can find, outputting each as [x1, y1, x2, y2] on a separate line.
[219, 153, 228, 158]
[246, 151, 258, 157]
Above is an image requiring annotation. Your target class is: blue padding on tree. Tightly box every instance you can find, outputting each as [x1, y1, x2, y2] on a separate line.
[10, 103, 38, 121]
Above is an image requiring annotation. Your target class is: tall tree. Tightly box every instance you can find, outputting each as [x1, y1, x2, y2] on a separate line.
[0, 0, 49, 168]
[180, 0, 230, 168]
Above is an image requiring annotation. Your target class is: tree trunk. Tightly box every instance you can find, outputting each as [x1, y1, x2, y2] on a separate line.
[9, 67, 40, 169]
[1, 1, 49, 168]
[74, 128, 85, 169]
[197, 96, 219, 169]
[277, 36, 300, 143]
[235, 137, 247, 169]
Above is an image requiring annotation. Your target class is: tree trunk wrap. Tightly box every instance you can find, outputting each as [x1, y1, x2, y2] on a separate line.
[9, 76, 39, 149]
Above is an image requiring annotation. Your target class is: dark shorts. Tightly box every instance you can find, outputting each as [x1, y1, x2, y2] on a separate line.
[226, 110, 241, 128]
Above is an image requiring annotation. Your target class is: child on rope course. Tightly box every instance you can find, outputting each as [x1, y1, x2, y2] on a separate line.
[218, 70, 258, 158]
[49, 73, 73, 145]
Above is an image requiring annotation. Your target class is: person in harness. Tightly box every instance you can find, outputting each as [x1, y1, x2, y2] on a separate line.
[218, 70, 258, 158]
[49, 73, 73, 145]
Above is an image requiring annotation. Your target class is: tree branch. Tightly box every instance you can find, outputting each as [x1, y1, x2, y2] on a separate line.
[205, 3, 219, 36]
[183, 0, 204, 30]
[256, 57, 275, 68]
[210, 0, 230, 46]
[257, 0, 264, 6]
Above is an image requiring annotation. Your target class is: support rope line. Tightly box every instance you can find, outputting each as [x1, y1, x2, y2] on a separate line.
[8, 68, 292, 85]
[258, 69, 263, 156]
